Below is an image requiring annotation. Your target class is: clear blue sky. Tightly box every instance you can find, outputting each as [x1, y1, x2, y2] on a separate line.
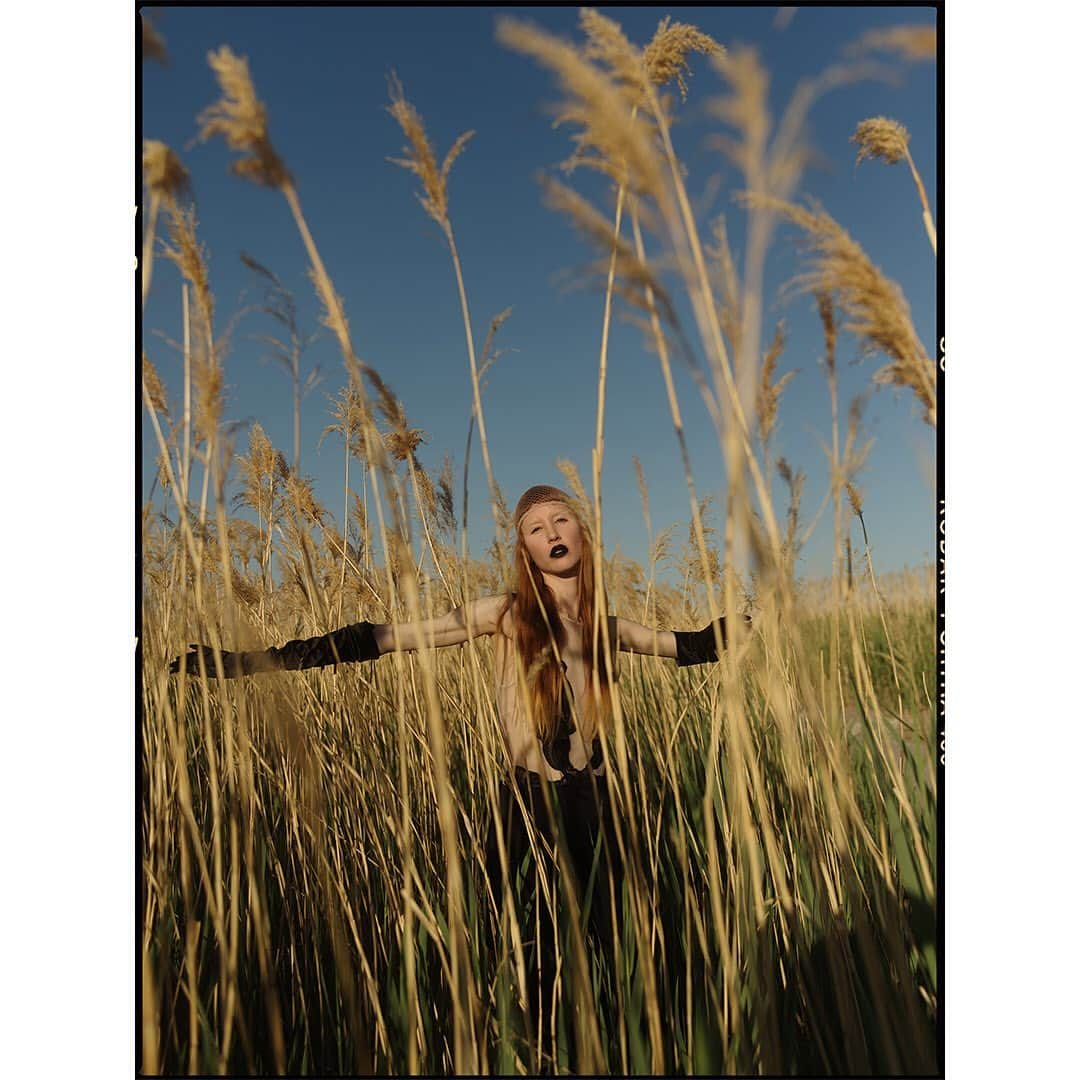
[141, 4, 937, 583]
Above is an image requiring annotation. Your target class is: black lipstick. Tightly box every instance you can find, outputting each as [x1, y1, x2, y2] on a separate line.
[549, 544, 568, 559]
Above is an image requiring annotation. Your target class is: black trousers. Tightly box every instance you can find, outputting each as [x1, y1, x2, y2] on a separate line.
[484, 768, 623, 1052]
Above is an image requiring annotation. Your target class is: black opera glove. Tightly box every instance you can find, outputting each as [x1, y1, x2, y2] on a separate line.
[168, 621, 381, 678]
[673, 614, 752, 667]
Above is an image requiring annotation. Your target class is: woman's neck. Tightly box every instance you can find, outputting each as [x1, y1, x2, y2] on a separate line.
[541, 570, 580, 620]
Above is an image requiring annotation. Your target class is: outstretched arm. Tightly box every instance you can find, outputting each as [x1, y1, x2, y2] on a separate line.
[615, 613, 751, 666]
[372, 594, 506, 654]
[170, 594, 508, 678]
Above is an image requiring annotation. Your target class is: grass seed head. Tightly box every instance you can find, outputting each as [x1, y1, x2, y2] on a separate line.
[198, 46, 291, 189]
[776, 456, 806, 558]
[155, 452, 171, 493]
[707, 215, 742, 353]
[578, 9, 722, 107]
[643, 16, 723, 100]
[142, 15, 167, 66]
[709, 46, 771, 174]
[374, 380, 428, 466]
[579, 8, 647, 101]
[817, 290, 837, 380]
[192, 353, 224, 448]
[143, 140, 191, 203]
[632, 455, 650, 522]
[847, 24, 937, 63]
[383, 427, 428, 465]
[142, 353, 169, 416]
[845, 480, 864, 517]
[285, 473, 326, 526]
[322, 380, 373, 462]
[387, 73, 473, 228]
[435, 454, 457, 535]
[235, 422, 278, 516]
[746, 193, 935, 425]
[757, 320, 795, 444]
[230, 577, 261, 606]
[554, 459, 593, 532]
[415, 465, 437, 519]
[161, 203, 215, 334]
[498, 16, 664, 197]
[542, 177, 652, 283]
[852, 116, 910, 166]
[161, 201, 223, 445]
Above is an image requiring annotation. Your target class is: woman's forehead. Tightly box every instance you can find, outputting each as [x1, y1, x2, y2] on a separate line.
[521, 501, 572, 528]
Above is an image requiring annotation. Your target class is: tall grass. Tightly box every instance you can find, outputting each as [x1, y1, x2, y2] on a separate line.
[141, 11, 937, 1074]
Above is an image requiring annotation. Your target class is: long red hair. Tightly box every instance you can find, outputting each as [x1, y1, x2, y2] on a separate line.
[503, 514, 613, 744]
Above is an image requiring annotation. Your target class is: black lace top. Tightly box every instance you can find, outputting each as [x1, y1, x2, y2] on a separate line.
[540, 660, 604, 778]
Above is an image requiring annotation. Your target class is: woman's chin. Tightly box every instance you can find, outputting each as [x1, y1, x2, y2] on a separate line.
[544, 557, 581, 577]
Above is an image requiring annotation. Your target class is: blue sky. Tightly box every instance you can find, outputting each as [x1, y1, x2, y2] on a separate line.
[141, 4, 937, 583]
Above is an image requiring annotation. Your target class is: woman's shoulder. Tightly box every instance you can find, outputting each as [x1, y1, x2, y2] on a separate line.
[466, 593, 514, 638]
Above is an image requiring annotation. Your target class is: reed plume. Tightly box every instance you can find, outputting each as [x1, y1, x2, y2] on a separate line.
[158, 200, 225, 532]
[160, 206, 221, 450]
[497, 16, 665, 196]
[853, 116, 909, 165]
[241, 252, 321, 470]
[386, 73, 474, 229]
[776, 456, 805, 565]
[853, 116, 937, 254]
[847, 23, 937, 63]
[742, 192, 936, 425]
[385, 75, 505, 621]
[642, 16, 722, 98]
[756, 319, 796, 494]
[160, 204, 214, 335]
[198, 47, 291, 188]
[143, 140, 190, 201]
[197, 43, 393, 572]
[142, 20, 938, 1074]
[577, 9, 721, 114]
[381, 414, 429, 468]
[141, 140, 191, 306]
[773, 7, 798, 31]
[756, 319, 794, 446]
[141, 14, 168, 66]
[538, 174, 679, 330]
[708, 42, 891, 433]
[142, 354, 169, 418]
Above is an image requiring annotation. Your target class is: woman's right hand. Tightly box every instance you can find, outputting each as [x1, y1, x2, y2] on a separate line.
[169, 643, 245, 678]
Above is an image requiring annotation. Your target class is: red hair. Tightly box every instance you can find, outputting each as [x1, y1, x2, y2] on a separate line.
[503, 508, 612, 744]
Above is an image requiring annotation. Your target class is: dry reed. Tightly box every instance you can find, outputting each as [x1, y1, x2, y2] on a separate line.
[846, 24, 937, 63]
[141, 14, 938, 1075]
[853, 116, 937, 254]
[742, 192, 936, 425]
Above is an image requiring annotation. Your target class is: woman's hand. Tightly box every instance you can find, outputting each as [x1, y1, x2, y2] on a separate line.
[169, 643, 247, 678]
[168, 621, 380, 677]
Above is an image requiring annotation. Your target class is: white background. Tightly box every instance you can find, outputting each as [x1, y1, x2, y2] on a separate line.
[2, 1, 1076, 1075]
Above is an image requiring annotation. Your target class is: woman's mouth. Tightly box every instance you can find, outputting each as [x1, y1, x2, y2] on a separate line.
[549, 544, 568, 559]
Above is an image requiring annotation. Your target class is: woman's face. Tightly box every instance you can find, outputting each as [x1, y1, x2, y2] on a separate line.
[520, 501, 583, 577]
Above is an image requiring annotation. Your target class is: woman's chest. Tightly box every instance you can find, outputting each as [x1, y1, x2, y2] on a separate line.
[558, 620, 588, 705]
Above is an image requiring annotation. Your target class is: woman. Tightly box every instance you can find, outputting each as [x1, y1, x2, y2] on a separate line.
[170, 484, 741, 1052]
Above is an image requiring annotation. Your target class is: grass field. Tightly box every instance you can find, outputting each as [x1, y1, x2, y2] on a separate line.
[141, 11, 938, 1074]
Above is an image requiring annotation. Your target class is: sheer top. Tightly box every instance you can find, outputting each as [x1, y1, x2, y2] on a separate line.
[492, 612, 617, 782]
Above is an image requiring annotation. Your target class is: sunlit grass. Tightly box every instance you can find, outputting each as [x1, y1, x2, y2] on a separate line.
[141, 10, 937, 1074]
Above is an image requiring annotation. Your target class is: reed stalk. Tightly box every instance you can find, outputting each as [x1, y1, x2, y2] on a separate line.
[140, 23, 938, 1073]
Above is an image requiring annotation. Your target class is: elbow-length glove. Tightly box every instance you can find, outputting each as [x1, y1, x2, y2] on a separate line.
[674, 614, 752, 667]
[168, 621, 380, 678]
